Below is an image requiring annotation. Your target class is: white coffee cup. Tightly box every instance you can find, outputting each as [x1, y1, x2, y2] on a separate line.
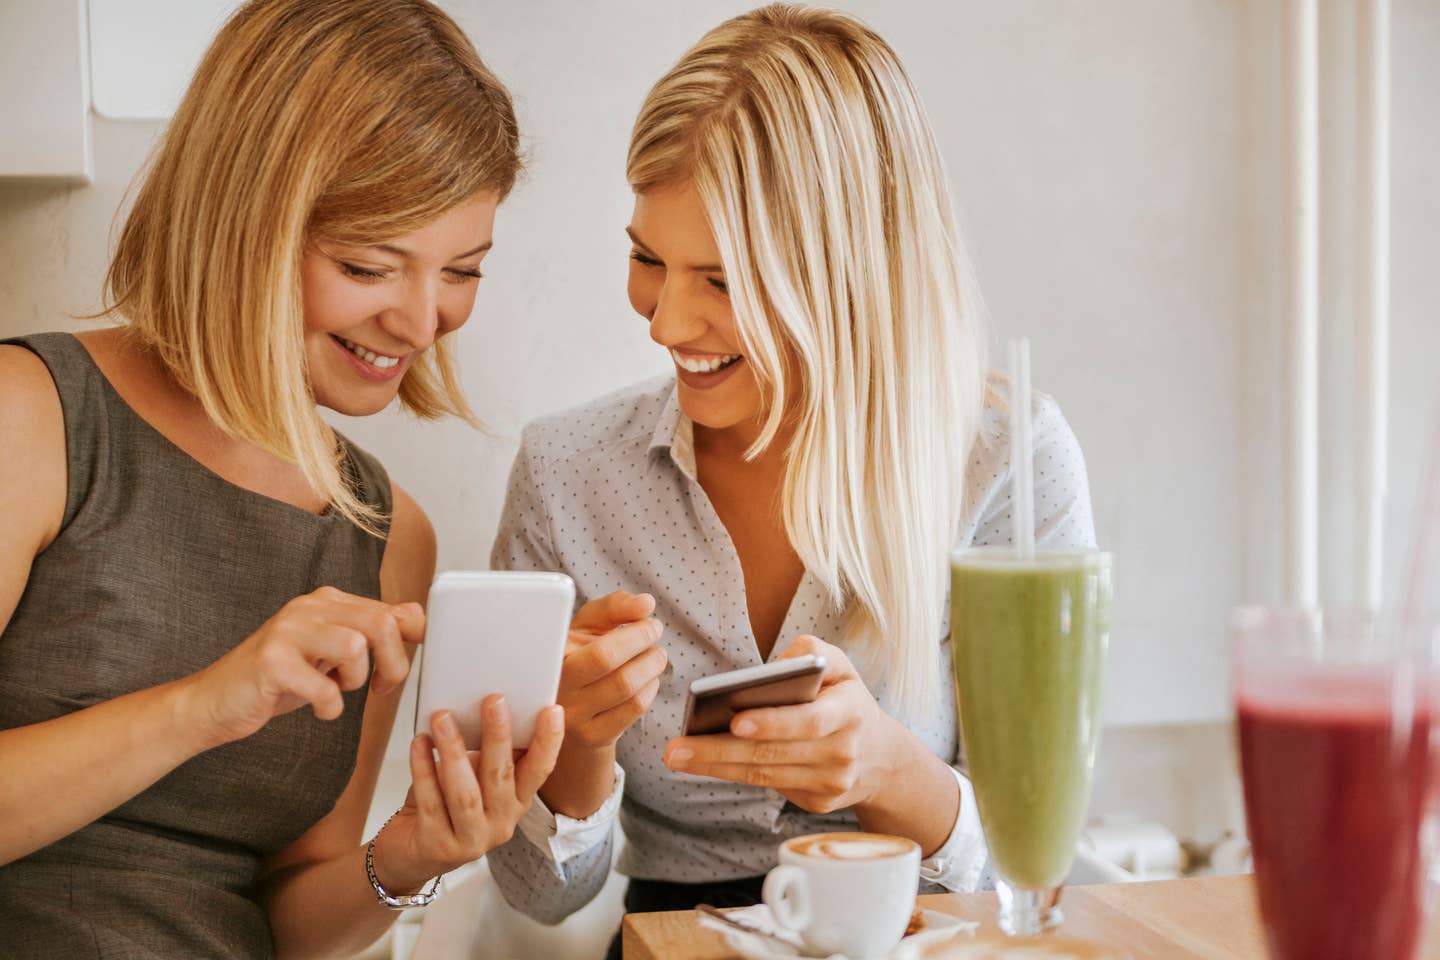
[762, 832, 921, 959]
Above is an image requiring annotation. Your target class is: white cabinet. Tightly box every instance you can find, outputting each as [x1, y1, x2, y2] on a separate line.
[0, 1, 92, 181]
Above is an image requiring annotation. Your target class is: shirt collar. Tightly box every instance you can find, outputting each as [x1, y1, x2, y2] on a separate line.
[648, 384, 699, 482]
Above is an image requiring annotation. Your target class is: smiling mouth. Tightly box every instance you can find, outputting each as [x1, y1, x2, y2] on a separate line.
[332, 335, 402, 370]
[670, 349, 743, 374]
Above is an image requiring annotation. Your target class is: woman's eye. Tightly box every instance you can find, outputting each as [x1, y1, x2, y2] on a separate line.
[340, 262, 388, 281]
[707, 278, 729, 295]
[630, 250, 662, 267]
[446, 268, 483, 282]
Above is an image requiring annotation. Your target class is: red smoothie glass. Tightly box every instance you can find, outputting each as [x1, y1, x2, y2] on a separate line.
[1233, 608, 1439, 960]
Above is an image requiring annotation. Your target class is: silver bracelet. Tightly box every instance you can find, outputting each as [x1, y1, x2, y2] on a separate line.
[366, 811, 443, 910]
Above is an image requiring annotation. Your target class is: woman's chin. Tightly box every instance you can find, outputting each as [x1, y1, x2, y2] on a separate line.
[676, 374, 762, 429]
[678, 398, 760, 433]
[315, 387, 397, 419]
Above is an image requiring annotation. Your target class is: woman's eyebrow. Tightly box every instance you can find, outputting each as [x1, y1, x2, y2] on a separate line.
[450, 241, 492, 259]
[624, 226, 655, 255]
[367, 240, 492, 260]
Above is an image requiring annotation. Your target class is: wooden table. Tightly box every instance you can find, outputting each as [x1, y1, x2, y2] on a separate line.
[622, 874, 1440, 959]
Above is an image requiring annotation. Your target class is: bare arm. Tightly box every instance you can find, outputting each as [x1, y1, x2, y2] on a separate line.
[851, 719, 961, 857]
[0, 344, 425, 932]
[259, 485, 564, 960]
[0, 347, 221, 863]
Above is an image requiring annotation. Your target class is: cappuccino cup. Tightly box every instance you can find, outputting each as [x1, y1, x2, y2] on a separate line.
[762, 832, 921, 958]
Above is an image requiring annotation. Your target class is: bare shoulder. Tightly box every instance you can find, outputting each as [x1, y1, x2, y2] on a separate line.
[0, 345, 67, 630]
[379, 483, 437, 608]
[0, 345, 66, 552]
[0, 342, 61, 406]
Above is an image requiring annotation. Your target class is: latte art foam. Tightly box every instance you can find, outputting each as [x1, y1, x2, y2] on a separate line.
[788, 833, 914, 861]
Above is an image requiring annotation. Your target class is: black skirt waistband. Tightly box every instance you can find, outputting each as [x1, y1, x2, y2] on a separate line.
[624, 874, 767, 914]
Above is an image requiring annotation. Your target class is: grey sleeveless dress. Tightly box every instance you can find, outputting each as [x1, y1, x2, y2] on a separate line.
[0, 333, 392, 959]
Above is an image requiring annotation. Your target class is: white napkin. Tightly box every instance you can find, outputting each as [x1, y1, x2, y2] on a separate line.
[696, 904, 977, 960]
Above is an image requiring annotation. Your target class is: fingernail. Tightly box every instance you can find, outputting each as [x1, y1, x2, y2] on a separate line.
[435, 712, 458, 736]
[546, 707, 565, 732]
[734, 719, 757, 737]
[667, 747, 693, 768]
[487, 696, 507, 720]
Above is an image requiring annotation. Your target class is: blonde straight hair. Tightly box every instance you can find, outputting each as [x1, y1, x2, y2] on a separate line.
[628, 4, 988, 714]
[101, 0, 520, 532]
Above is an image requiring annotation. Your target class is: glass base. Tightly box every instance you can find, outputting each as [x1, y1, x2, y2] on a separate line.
[997, 880, 1064, 936]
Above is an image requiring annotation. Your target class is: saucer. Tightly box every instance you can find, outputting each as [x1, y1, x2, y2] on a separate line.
[698, 905, 976, 960]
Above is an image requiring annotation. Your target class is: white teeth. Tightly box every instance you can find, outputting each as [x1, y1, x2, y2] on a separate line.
[338, 337, 400, 370]
[671, 349, 741, 374]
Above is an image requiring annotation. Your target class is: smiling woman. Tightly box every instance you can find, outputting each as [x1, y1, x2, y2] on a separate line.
[0, 2, 566, 959]
[484, 6, 1096, 957]
[99, 0, 520, 530]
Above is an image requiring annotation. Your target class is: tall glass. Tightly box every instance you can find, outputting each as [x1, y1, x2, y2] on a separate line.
[949, 548, 1112, 935]
[1233, 608, 1439, 960]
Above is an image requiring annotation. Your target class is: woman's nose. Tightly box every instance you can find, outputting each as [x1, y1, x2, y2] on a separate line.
[385, 280, 441, 350]
[647, 281, 708, 347]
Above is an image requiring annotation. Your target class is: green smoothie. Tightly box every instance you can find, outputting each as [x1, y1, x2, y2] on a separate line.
[949, 550, 1111, 891]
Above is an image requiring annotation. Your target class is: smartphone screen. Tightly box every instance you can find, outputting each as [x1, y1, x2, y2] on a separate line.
[682, 655, 827, 736]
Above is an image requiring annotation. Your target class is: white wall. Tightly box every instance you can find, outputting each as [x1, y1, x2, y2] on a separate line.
[2, 2, 1437, 730]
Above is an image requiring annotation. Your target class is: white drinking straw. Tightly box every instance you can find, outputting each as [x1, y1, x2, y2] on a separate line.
[1284, 0, 1320, 608]
[1009, 339, 1036, 561]
[1355, 0, 1391, 611]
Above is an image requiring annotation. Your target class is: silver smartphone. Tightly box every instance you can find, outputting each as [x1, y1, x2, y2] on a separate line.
[412, 570, 574, 750]
[681, 654, 828, 736]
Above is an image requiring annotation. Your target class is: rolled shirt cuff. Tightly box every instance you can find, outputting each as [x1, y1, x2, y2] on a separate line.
[516, 762, 626, 864]
[918, 766, 988, 892]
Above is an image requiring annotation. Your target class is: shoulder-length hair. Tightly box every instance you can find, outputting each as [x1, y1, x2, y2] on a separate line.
[103, 0, 520, 532]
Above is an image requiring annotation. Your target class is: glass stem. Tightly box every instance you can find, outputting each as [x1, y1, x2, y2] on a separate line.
[997, 880, 1064, 936]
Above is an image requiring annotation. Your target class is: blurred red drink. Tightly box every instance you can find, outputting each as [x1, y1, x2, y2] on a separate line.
[1239, 669, 1434, 960]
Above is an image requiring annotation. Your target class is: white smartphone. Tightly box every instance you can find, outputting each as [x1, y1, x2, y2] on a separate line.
[681, 654, 828, 736]
[413, 570, 574, 750]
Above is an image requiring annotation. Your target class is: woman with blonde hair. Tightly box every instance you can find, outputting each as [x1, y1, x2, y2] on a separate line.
[0, 1, 564, 956]
[486, 4, 1096, 952]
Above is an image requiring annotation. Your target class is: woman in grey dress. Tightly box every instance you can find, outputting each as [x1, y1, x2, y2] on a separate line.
[0, 1, 562, 957]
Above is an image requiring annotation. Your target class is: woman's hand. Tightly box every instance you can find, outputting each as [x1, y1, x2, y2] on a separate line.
[556, 592, 667, 749]
[528, 591, 663, 821]
[370, 696, 565, 891]
[179, 586, 424, 748]
[661, 636, 904, 815]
